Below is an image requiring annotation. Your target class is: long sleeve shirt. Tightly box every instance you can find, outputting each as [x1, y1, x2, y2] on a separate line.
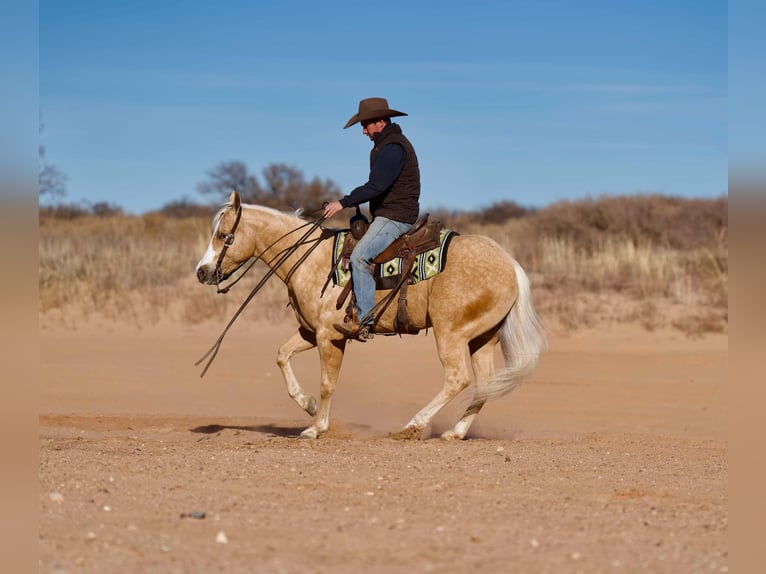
[339, 143, 406, 208]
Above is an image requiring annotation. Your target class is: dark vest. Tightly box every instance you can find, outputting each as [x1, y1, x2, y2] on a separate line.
[369, 123, 420, 224]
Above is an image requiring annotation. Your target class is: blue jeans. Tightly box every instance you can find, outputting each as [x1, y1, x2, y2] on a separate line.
[350, 216, 413, 326]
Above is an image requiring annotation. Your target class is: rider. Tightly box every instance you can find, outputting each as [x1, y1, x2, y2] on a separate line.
[324, 97, 421, 341]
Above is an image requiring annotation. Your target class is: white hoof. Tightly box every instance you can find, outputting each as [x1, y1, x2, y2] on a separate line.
[299, 426, 319, 439]
[304, 396, 317, 416]
[440, 429, 464, 441]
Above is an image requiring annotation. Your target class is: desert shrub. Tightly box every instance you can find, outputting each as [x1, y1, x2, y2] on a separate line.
[152, 198, 217, 219]
[91, 202, 124, 217]
[39, 203, 92, 221]
[522, 193, 727, 253]
[39, 201, 125, 221]
[429, 200, 532, 228]
[472, 200, 531, 224]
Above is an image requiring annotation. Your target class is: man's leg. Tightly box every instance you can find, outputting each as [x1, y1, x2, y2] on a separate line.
[349, 216, 412, 327]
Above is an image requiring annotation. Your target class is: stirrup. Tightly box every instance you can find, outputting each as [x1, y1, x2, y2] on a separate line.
[333, 322, 374, 341]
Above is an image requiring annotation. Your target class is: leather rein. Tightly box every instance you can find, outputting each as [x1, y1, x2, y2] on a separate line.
[196, 207, 329, 377]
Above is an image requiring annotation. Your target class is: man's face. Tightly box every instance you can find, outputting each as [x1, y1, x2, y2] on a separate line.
[361, 119, 386, 140]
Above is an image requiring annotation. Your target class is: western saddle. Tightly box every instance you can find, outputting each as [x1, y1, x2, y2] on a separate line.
[331, 212, 444, 334]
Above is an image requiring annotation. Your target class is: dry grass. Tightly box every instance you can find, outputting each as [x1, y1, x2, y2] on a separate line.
[39, 194, 728, 336]
[438, 194, 728, 335]
[39, 212, 293, 327]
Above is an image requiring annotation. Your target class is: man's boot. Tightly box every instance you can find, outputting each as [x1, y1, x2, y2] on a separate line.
[333, 322, 374, 341]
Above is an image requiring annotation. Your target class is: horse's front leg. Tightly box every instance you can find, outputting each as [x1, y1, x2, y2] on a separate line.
[276, 328, 318, 416]
[299, 331, 346, 439]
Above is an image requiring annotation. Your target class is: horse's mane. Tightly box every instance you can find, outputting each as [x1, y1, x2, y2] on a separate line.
[212, 202, 302, 231]
[242, 203, 303, 218]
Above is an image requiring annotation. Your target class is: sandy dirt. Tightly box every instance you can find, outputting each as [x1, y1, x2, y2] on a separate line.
[39, 319, 727, 573]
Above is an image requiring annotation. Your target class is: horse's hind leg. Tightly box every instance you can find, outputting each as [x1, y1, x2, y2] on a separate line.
[441, 333, 498, 440]
[390, 333, 472, 440]
[277, 328, 318, 416]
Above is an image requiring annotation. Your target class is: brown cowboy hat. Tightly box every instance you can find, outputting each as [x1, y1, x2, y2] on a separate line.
[344, 97, 407, 129]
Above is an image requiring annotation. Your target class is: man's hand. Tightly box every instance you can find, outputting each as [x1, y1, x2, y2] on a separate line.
[323, 200, 345, 219]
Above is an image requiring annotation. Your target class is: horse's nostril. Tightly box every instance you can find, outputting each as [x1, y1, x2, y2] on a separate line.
[196, 268, 206, 283]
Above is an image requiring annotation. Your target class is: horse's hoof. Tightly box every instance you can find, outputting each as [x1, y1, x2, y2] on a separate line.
[440, 430, 464, 441]
[299, 426, 319, 439]
[305, 397, 317, 417]
[389, 426, 423, 440]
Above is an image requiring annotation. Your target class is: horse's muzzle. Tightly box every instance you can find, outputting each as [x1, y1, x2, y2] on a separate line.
[196, 266, 210, 284]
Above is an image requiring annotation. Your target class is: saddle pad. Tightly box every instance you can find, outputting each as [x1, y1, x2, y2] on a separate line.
[332, 228, 458, 288]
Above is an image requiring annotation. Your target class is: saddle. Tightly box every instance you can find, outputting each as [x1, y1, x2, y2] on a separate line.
[334, 213, 444, 334]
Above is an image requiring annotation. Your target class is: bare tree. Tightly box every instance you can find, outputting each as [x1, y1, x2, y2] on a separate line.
[259, 163, 341, 214]
[39, 120, 67, 199]
[198, 161, 341, 214]
[196, 161, 262, 202]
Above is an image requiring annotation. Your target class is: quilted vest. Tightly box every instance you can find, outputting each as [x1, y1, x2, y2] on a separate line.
[369, 123, 421, 224]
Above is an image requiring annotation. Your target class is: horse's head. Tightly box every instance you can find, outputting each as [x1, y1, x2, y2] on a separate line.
[195, 190, 249, 285]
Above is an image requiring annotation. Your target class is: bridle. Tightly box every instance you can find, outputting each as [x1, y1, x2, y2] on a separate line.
[212, 202, 243, 290]
[211, 202, 329, 294]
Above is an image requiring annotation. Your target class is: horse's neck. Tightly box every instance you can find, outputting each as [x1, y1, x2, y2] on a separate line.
[242, 205, 327, 283]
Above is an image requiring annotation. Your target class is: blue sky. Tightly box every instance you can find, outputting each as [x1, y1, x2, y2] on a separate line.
[39, 0, 727, 214]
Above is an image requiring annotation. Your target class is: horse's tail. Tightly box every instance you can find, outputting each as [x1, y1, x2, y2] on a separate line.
[474, 260, 548, 403]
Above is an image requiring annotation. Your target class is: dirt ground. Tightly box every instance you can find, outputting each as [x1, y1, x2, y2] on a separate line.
[39, 318, 727, 573]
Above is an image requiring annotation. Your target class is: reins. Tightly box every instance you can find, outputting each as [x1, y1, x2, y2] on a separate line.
[195, 209, 328, 378]
[215, 218, 321, 294]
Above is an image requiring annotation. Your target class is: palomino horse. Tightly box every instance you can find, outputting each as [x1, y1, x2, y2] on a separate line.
[195, 191, 547, 440]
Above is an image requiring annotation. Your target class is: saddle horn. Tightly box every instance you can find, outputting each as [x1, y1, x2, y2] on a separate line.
[350, 207, 369, 240]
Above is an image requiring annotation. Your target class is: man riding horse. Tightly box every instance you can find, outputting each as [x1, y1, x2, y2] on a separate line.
[323, 97, 421, 341]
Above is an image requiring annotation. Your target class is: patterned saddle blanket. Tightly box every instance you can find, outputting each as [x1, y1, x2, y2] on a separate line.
[331, 227, 458, 290]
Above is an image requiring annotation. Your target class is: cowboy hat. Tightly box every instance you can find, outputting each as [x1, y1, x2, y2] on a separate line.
[344, 97, 407, 129]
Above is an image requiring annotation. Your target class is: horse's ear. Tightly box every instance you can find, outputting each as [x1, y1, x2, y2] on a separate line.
[228, 190, 241, 210]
